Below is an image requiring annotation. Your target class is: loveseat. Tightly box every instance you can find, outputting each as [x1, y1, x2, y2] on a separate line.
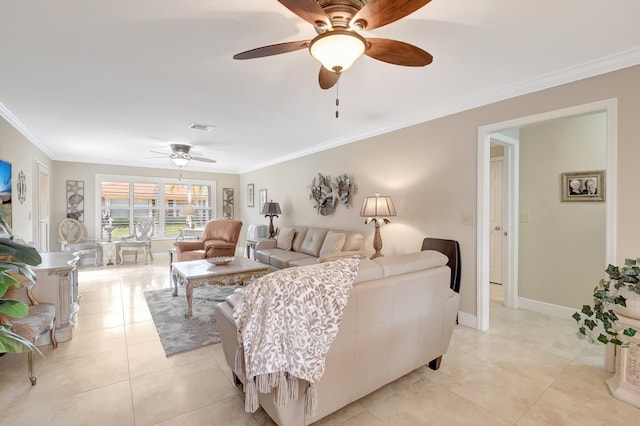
[215, 250, 460, 425]
[254, 226, 366, 269]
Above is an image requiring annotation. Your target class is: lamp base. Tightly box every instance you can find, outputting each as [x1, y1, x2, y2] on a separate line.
[371, 222, 383, 258]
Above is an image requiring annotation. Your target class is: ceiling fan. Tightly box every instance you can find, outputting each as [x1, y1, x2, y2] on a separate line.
[149, 144, 217, 167]
[233, 0, 434, 89]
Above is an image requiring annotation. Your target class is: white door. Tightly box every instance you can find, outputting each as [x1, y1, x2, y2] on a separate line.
[34, 162, 50, 252]
[489, 159, 504, 284]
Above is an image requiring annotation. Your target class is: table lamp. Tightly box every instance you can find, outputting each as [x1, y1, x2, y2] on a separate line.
[261, 201, 282, 238]
[360, 193, 396, 258]
[180, 205, 197, 229]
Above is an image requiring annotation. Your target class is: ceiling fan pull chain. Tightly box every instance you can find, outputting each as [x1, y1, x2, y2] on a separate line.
[335, 80, 340, 119]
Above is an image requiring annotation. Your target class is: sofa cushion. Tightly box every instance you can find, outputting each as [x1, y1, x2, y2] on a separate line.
[299, 228, 329, 257]
[289, 256, 320, 268]
[343, 232, 365, 251]
[269, 250, 314, 269]
[255, 248, 278, 264]
[291, 227, 308, 252]
[373, 250, 448, 277]
[354, 258, 384, 283]
[276, 227, 295, 250]
[319, 231, 346, 257]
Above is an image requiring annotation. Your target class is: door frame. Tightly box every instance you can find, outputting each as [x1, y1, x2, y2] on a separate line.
[33, 161, 50, 252]
[476, 99, 618, 331]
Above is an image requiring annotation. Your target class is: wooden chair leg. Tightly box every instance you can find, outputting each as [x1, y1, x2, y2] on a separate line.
[51, 324, 58, 349]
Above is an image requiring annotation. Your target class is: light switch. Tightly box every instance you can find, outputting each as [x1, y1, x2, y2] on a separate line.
[520, 212, 530, 223]
[462, 213, 475, 225]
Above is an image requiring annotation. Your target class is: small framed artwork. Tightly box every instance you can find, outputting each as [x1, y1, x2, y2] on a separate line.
[66, 180, 85, 221]
[561, 170, 605, 202]
[247, 183, 255, 207]
[259, 188, 267, 213]
[222, 188, 234, 219]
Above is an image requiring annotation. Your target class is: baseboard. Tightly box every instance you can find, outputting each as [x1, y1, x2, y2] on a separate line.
[456, 311, 477, 328]
[518, 297, 577, 319]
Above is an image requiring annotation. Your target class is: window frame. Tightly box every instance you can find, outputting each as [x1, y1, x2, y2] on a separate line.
[95, 174, 217, 240]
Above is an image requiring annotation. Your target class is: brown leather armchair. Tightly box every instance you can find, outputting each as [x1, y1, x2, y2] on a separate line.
[174, 219, 242, 261]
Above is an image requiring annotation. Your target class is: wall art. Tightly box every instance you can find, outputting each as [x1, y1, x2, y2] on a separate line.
[309, 173, 335, 216]
[66, 180, 85, 221]
[332, 174, 356, 208]
[247, 183, 254, 207]
[223, 188, 234, 219]
[259, 188, 267, 213]
[17, 170, 26, 204]
[561, 170, 605, 202]
[0, 160, 12, 227]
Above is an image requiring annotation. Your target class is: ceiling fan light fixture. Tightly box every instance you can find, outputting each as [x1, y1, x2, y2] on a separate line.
[309, 29, 366, 73]
[171, 157, 190, 167]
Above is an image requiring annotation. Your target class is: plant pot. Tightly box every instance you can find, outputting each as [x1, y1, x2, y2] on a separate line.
[614, 288, 640, 320]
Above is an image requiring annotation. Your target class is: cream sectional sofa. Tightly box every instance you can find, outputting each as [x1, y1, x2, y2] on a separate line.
[254, 226, 366, 269]
[215, 250, 460, 425]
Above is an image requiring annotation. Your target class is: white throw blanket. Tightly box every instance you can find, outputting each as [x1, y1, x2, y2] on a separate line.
[233, 258, 360, 415]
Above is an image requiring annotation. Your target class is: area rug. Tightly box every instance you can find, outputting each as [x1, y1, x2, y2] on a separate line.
[144, 285, 240, 357]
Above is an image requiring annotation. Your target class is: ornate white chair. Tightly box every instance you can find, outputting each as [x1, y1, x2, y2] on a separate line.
[58, 218, 101, 266]
[119, 218, 154, 264]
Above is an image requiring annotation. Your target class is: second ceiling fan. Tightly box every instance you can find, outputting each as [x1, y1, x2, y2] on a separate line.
[233, 0, 434, 89]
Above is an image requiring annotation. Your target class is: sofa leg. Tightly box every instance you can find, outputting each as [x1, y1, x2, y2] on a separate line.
[233, 372, 243, 388]
[428, 356, 442, 371]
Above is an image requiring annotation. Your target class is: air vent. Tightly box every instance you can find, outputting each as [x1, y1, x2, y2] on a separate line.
[189, 123, 215, 131]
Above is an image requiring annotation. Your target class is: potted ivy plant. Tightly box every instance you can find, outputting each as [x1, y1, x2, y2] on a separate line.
[573, 259, 640, 347]
[0, 236, 43, 355]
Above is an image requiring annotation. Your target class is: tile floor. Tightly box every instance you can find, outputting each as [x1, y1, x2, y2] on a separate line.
[1, 255, 639, 425]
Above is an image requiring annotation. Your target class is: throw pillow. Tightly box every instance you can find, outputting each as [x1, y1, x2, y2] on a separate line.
[276, 227, 296, 251]
[319, 231, 346, 258]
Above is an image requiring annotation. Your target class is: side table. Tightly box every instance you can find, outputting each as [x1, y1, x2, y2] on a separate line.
[245, 238, 268, 260]
[99, 241, 121, 266]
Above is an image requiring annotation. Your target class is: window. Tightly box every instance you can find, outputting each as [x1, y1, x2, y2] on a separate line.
[97, 175, 216, 239]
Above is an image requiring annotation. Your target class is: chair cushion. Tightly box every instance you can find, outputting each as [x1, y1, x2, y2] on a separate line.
[9, 303, 55, 342]
[299, 228, 329, 257]
[319, 231, 346, 257]
[276, 227, 296, 250]
[178, 249, 206, 261]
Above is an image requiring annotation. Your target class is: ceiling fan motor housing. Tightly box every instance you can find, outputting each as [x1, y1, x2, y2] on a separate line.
[317, 0, 367, 29]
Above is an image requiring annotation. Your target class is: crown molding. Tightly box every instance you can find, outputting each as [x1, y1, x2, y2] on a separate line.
[0, 102, 55, 158]
[241, 46, 640, 174]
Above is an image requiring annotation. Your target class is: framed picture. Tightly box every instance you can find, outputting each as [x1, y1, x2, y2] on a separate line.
[0, 160, 12, 227]
[561, 170, 605, 202]
[222, 188, 234, 219]
[66, 180, 85, 221]
[247, 184, 254, 207]
[259, 188, 267, 213]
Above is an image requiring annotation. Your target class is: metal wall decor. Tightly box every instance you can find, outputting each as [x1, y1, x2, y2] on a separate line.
[17, 170, 26, 204]
[309, 173, 356, 215]
[223, 188, 234, 219]
[66, 180, 85, 221]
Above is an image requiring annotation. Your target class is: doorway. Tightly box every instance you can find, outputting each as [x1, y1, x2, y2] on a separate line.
[476, 99, 617, 331]
[34, 161, 49, 252]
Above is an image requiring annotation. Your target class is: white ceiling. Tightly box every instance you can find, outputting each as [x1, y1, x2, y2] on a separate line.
[1, 1, 639, 174]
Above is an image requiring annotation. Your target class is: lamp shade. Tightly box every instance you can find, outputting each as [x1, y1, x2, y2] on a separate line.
[309, 29, 367, 73]
[360, 194, 397, 218]
[171, 157, 189, 167]
[180, 205, 196, 216]
[261, 201, 282, 216]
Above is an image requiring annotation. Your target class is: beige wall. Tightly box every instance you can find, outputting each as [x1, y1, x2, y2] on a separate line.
[241, 65, 640, 318]
[51, 162, 240, 253]
[518, 113, 606, 309]
[0, 117, 52, 241]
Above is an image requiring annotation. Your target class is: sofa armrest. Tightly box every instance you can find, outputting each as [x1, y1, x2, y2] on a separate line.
[174, 240, 205, 253]
[319, 250, 368, 263]
[255, 239, 276, 251]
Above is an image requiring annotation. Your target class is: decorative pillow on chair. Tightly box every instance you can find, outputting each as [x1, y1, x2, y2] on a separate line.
[319, 231, 346, 258]
[276, 227, 296, 251]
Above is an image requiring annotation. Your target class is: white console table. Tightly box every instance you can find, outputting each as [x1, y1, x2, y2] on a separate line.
[176, 227, 204, 241]
[32, 252, 79, 344]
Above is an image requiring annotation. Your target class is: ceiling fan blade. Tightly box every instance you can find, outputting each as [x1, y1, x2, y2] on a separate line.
[149, 150, 170, 156]
[319, 66, 341, 90]
[277, 0, 330, 28]
[191, 156, 217, 163]
[365, 38, 433, 66]
[350, 0, 432, 30]
[233, 40, 310, 60]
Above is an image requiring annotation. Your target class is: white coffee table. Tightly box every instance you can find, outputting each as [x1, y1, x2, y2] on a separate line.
[171, 257, 270, 318]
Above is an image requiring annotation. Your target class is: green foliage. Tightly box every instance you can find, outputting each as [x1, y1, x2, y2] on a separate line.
[0, 237, 42, 354]
[573, 258, 640, 348]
